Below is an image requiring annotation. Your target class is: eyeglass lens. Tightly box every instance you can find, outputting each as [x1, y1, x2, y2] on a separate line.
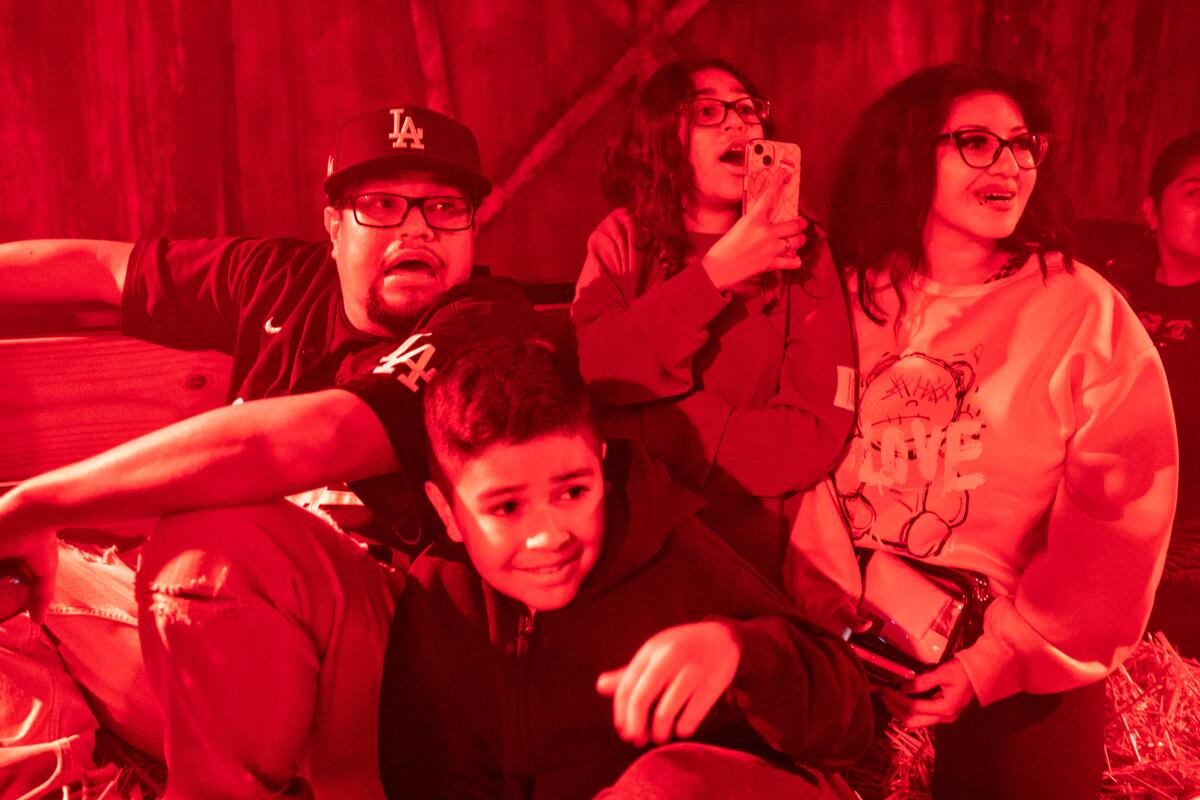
[689, 97, 768, 127]
[352, 194, 474, 230]
[954, 130, 1047, 169]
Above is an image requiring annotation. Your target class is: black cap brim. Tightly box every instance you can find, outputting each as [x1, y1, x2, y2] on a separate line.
[324, 154, 491, 201]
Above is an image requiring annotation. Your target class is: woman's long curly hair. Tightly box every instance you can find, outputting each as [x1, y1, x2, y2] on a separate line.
[601, 59, 776, 278]
[829, 63, 1074, 324]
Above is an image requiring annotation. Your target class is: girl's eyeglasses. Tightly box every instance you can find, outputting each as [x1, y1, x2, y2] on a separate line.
[685, 97, 771, 128]
[937, 129, 1050, 170]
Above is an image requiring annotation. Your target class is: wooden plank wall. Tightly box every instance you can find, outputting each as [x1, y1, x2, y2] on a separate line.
[2, 0, 1196, 283]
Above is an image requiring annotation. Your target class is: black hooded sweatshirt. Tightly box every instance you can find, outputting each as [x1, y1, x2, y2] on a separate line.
[378, 440, 872, 799]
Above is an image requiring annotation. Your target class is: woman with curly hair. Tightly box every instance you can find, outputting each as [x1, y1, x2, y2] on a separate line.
[785, 63, 1177, 798]
[572, 59, 855, 584]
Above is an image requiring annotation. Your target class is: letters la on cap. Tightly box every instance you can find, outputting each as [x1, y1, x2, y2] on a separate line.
[325, 105, 491, 201]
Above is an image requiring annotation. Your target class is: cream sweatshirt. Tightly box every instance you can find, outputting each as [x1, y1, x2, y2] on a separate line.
[785, 253, 1178, 706]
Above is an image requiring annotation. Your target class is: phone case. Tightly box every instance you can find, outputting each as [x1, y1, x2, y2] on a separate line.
[742, 139, 801, 223]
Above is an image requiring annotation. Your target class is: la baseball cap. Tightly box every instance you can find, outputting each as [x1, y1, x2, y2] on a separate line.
[324, 105, 491, 201]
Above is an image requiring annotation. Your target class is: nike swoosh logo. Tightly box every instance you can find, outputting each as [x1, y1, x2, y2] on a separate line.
[264, 317, 283, 334]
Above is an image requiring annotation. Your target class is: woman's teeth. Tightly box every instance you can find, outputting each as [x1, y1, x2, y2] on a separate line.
[977, 191, 1015, 206]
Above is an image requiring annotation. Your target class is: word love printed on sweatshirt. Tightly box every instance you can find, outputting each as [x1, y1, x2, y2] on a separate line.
[833, 351, 986, 558]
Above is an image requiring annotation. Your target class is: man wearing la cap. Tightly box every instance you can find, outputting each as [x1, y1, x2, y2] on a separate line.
[0, 105, 537, 798]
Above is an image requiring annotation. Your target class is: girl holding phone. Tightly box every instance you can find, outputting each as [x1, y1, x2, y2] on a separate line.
[572, 59, 854, 584]
[785, 63, 1176, 798]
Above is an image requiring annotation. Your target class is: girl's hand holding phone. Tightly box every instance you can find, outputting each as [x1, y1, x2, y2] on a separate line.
[701, 166, 808, 291]
[877, 658, 976, 728]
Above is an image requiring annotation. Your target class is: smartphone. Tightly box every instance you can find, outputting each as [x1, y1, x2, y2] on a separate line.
[848, 641, 918, 686]
[742, 138, 801, 223]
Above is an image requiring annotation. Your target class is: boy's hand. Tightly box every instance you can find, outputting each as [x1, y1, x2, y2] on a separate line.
[595, 621, 741, 747]
[877, 658, 975, 728]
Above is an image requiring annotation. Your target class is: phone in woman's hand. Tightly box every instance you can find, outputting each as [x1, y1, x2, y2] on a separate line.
[742, 139, 801, 223]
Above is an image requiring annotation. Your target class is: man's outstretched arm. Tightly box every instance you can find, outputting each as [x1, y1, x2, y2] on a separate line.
[0, 239, 134, 305]
[0, 388, 398, 621]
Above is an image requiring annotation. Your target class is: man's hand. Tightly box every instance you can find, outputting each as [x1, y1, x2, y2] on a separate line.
[0, 491, 59, 623]
[701, 165, 808, 291]
[595, 620, 741, 747]
[877, 658, 975, 728]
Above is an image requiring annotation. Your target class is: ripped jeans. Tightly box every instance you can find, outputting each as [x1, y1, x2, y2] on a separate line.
[1, 541, 160, 799]
[1, 501, 400, 799]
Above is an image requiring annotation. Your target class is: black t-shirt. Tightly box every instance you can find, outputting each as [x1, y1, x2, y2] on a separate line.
[1125, 272, 1200, 518]
[121, 236, 539, 551]
[122, 237, 382, 402]
[335, 279, 541, 549]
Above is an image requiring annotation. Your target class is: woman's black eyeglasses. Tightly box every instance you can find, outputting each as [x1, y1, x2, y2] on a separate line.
[937, 129, 1050, 170]
[685, 97, 771, 127]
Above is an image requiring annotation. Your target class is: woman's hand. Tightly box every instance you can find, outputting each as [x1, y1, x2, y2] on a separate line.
[701, 165, 809, 291]
[877, 658, 976, 727]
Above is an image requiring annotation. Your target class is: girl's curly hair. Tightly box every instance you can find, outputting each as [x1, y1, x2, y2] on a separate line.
[829, 63, 1074, 324]
[601, 59, 776, 278]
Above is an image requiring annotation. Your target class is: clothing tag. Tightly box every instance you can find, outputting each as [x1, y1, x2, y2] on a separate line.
[834, 364, 856, 411]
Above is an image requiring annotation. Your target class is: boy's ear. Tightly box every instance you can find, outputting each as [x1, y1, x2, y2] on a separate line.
[1142, 196, 1159, 232]
[424, 480, 463, 543]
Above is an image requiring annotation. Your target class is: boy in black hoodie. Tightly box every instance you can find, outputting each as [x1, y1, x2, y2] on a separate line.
[378, 337, 872, 799]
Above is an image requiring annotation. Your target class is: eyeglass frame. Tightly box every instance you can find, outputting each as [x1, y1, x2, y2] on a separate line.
[936, 129, 1050, 170]
[342, 192, 476, 231]
[683, 96, 772, 128]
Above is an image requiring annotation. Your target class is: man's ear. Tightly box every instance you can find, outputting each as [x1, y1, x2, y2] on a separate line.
[1142, 196, 1159, 232]
[324, 206, 342, 248]
[424, 480, 463, 543]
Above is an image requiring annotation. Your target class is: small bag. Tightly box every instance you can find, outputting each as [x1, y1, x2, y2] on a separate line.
[848, 550, 992, 686]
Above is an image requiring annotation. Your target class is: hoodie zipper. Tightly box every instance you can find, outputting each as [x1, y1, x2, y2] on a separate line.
[514, 610, 537, 768]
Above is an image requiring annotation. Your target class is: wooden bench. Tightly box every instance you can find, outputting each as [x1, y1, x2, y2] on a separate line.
[0, 284, 574, 489]
[0, 304, 231, 489]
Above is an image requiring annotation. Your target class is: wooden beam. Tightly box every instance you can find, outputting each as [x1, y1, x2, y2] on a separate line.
[635, 0, 675, 81]
[408, 0, 454, 115]
[583, 0, 633, 31]
[478, 0, 711, 227]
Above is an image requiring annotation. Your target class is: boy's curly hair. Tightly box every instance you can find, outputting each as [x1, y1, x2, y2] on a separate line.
[424, 337, 597, 486]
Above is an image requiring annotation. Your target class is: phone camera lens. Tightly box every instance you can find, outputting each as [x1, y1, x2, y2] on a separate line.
[762, 155, 773, 166]
[754, 143, 764, 155]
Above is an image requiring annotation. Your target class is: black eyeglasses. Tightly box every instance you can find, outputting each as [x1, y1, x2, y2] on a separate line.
[685, 96, 771, 128]
[937, 129, 1050, 170]
[347, 193, 475, 231]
